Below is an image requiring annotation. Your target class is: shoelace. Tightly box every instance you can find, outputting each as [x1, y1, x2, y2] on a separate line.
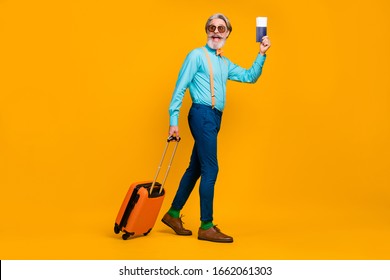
[179, 214, 186, 225]
[213, 225, 221, 232]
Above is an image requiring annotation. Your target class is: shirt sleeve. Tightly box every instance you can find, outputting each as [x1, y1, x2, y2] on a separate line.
[227, 54, 266, 83]
[168, 50, 200, 126]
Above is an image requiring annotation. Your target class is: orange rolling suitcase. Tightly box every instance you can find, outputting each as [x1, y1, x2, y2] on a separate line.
[114, 136, 180, 240]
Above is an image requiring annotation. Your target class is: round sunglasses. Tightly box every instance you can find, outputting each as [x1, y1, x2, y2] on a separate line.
[207, 25, 227, 33]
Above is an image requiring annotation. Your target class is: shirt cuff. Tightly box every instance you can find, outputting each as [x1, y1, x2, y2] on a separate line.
[170, 115, 178, 126]
[257, 53, 266, 63]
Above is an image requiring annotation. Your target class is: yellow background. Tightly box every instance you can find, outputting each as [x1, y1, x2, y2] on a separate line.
[1, 0, 389, 260]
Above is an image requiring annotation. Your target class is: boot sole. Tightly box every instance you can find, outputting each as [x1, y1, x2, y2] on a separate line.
[198, 237, 234, 243]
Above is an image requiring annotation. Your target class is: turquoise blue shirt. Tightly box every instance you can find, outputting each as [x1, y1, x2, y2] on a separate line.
[169, 44, 266, 126]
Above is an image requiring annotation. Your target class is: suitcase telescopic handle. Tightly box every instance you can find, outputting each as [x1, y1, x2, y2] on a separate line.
[149, 136, 181, 195]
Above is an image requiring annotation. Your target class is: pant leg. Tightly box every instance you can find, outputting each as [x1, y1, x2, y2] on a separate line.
[190, 105, 222, 222]
[171, 104, 222, 221]
[171, 143, 201, 210]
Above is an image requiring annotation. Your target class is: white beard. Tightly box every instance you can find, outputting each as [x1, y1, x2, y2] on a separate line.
[207, 37, 226, 50]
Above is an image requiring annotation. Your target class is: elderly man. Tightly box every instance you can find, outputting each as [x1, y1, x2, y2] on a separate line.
[162, 13, 271, 243]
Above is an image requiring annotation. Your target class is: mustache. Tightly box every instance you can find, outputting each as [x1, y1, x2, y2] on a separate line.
[209, 35, 223, 39]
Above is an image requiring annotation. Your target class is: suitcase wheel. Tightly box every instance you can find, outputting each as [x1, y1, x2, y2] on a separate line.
[114, 223, 120, 234]
[143, 228, 152, 236]
[122, 232, 134, 240]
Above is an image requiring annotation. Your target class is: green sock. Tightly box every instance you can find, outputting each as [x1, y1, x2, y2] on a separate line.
[168, 207, 180, 219]
[200, 221, 214, 230]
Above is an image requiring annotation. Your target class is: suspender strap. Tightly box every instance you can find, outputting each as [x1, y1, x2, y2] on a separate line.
[202, 47, 215, 109]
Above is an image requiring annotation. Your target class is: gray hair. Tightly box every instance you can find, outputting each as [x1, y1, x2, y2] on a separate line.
[205, 13, 232, 37]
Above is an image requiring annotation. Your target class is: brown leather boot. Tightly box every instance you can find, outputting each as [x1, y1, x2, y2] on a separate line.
[198, 226, 233, 243]
[161, 213, 192, 236]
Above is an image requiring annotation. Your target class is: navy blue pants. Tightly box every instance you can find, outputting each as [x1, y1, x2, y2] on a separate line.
[171, 103, 223, 222]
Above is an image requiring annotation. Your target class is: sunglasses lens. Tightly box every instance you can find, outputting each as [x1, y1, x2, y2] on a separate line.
[218, 26, 226, 33]
[207, 25, 216, 32]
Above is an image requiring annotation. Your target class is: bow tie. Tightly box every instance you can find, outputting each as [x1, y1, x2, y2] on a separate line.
[216, 48, 223, 56]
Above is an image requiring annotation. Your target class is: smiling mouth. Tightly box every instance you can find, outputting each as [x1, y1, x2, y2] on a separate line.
[211, 36, 222, 40]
